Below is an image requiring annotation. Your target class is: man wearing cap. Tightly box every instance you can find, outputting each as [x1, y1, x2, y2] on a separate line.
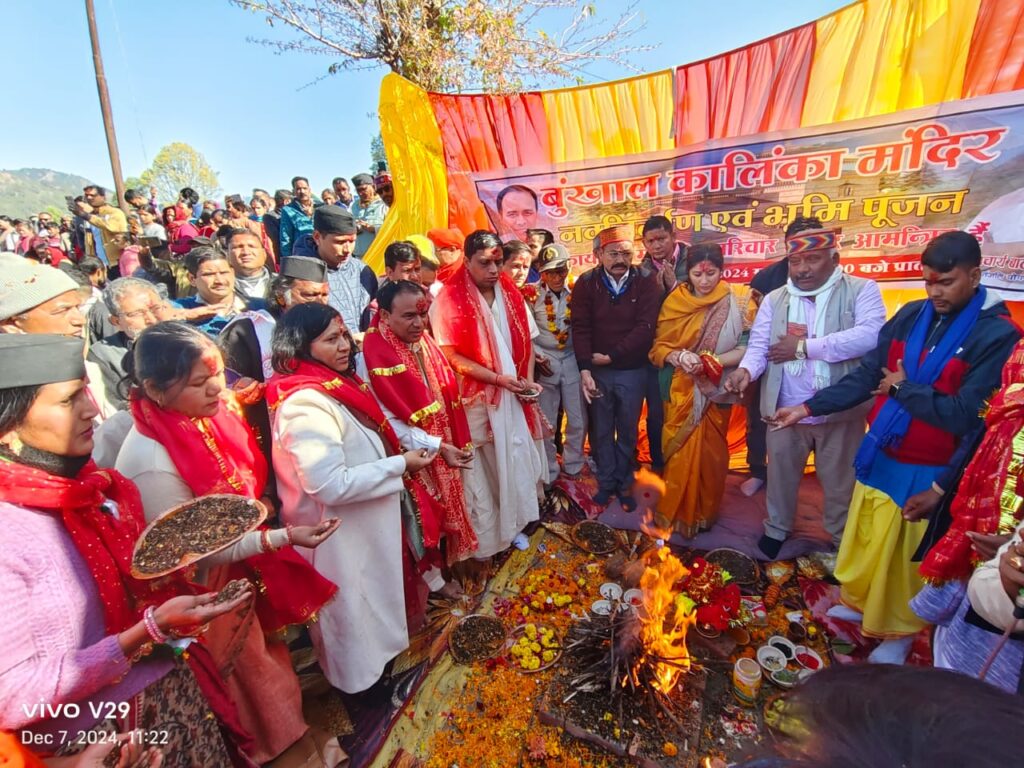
[571, 225, 660, 509]
[220, 256, 331, 495]
[350, 173, 388, 259]
[529, 243, 586, 484]
[279, 176, 318, 257]
[724, 225, 886, 560]
[407, 234, 440, 292]
[0, 260, 86, 338]
[431, 230, 546, 560]
[264, 189, 292, 258]
[375, 171, 395, 208]
[294, 206, 377, 332]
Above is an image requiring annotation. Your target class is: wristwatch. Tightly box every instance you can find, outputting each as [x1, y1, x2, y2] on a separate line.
[888, 381, 903, 399]
[795, 339, 807, 360]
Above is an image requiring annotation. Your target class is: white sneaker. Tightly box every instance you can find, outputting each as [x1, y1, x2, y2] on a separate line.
[826, 604, 863, 623]
[512, 532, 530, 550]
[867, 636, 914, 665]
[740, 477, 765, 497]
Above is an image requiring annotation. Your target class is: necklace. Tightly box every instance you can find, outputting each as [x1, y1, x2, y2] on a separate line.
[544, 290, 571, 349]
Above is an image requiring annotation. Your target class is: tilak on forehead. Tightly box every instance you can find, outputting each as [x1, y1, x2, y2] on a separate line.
[200, 345, 221, 376]
[787, 229, 837, 255]
[415, 297, 430, 313]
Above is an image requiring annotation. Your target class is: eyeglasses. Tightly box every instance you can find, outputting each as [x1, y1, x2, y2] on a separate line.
[604, 249, 633, 259]
[121, 304, 163, 320]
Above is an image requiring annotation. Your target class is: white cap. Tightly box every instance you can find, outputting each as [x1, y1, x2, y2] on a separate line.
[0, 261, 79, 320]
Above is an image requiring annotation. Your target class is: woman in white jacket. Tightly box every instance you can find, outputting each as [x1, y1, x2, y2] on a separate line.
[268, 303, 435, 693]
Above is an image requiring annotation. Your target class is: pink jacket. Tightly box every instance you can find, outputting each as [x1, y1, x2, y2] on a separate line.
[0, 502, 170, 745]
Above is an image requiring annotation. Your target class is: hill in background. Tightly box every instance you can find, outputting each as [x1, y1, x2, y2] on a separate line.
[0, 168, 96, 219]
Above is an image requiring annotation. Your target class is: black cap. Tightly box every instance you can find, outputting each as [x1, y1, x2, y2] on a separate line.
[0, 334, 85, 388]
[313, 205, 356, 236]
[281, 256, 327, 283]
[351, 173, 374, 187]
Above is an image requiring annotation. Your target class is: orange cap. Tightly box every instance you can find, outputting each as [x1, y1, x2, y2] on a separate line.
[598, 225, 635, 249]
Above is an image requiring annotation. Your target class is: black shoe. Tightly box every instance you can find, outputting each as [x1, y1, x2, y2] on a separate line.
[758, 534, 785, 560]
[593, 489, 613, 506]
[619, 495, 637, 513]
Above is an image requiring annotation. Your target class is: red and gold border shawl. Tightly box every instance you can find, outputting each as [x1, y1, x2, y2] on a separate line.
[920, 340, 1024, 583]
[363, 322, 478, 562]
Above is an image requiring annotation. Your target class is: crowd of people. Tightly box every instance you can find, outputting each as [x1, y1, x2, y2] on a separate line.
[1, 170, 1024, 767]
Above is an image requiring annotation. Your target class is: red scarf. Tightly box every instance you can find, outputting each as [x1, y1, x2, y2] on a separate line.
[432, 267, 533, 404]
[0, 458, 182, 633]
[432, 266, 545, 436]
[435, 255, 464, 286]
[129, 391, 336, 632]
[265, 360, 440, 549]
[920, 342, 1024, 583]
[362, 323, 478, 562]
[267, 361, 439, 623]
[0, 458, 256, 764]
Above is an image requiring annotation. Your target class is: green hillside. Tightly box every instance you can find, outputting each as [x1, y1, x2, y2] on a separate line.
[0, 168, 96, 219]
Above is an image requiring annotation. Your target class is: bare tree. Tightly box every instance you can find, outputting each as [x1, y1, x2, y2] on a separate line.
[230, 0, 651, 93]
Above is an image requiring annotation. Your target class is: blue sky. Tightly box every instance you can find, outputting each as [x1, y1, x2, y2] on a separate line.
[3, 0, 848, 196]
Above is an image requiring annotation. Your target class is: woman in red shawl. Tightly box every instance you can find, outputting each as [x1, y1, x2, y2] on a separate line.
[114, 322, 343, 766]
[268, 303, 437, 693]
[0, 334, 251, 766]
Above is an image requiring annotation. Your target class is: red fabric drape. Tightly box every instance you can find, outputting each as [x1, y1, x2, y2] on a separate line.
[674, 22, 816, 147]
[430, 92, 550, 238]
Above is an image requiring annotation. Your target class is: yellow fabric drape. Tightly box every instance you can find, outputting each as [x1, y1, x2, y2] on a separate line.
[801, 0, 981, 127]
[367, 73, 450, 275]
[541, 70, 675, 163]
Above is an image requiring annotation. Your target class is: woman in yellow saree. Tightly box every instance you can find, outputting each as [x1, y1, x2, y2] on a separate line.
[650, 243, 754, 537]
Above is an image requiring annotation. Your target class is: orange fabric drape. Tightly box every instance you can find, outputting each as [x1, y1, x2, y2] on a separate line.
[963, 0, 1024, 97]
[674, 23, 816, 147]
[430, 92, 550, 240]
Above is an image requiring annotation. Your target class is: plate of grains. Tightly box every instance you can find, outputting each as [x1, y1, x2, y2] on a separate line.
[131, 495, 266, 579]
[448, 614, 508, 664]
[572, 520, 620, 555]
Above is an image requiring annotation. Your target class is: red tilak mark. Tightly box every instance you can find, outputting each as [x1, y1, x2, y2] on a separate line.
[201, 347, 221, 376]
[415, 298, 429, 313]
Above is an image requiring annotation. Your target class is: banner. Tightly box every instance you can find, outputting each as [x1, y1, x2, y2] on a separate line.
[471, 91, 1024, 297]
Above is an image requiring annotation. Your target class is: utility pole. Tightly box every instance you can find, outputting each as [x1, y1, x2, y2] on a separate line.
[85, 0, 127, 212]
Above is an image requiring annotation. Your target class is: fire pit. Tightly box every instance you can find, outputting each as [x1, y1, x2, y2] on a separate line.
[539, 545, 706, 767]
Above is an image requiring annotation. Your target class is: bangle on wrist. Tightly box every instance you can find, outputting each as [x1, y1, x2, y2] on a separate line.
[931, 482, 946, 497]
[286, 525, 295, 546]
[260, 529, 273, 553]
[143, 606, 168, 644]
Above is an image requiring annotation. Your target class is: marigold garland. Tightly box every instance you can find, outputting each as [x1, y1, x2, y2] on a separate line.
[543, 292, 571, 350]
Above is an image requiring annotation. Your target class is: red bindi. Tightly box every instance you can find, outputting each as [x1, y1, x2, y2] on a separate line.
[416, 298, 429, 313]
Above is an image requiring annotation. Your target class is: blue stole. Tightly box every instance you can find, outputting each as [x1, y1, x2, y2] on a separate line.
[853, 288, 987, 482]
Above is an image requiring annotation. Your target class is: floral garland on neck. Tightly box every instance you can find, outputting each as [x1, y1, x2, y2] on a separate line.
[544, 290, 571, 349]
